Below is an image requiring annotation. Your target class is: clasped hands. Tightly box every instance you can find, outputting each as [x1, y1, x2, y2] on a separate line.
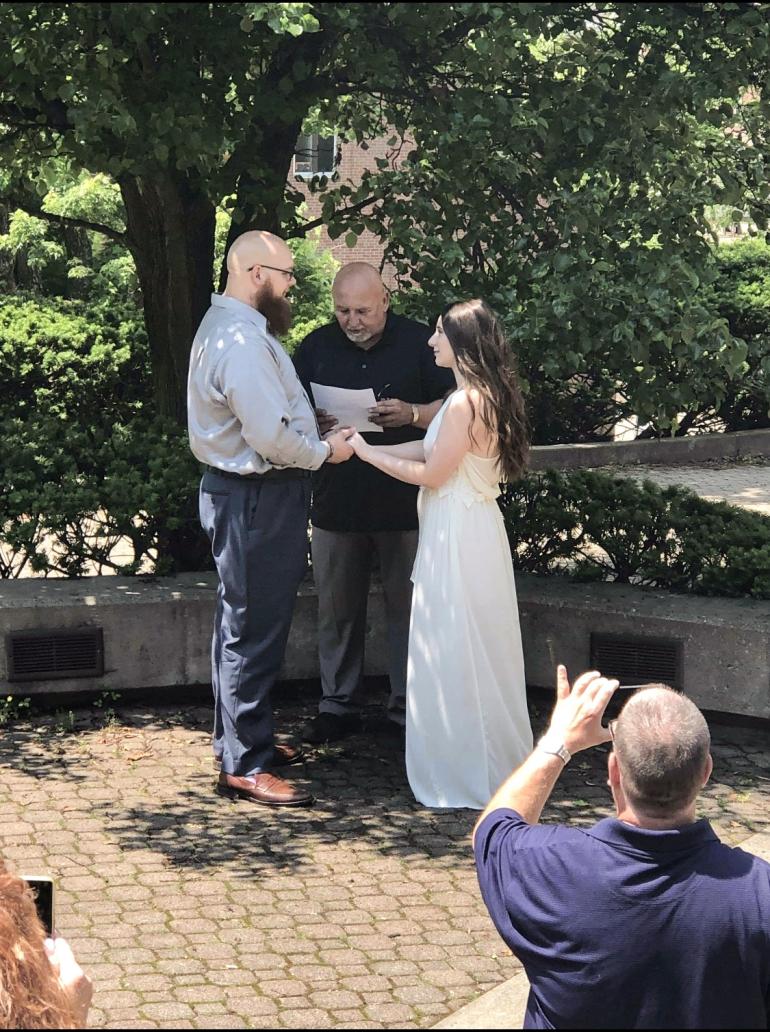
[318, 397, 413, 464]
[323, 424, 365, 463]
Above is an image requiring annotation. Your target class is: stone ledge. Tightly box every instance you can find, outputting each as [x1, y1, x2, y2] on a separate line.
[0, 573, 768, 719]
[530, 427, 770, 470]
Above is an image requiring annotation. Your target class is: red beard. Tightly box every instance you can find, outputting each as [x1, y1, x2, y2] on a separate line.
[257, 283, 293, 337]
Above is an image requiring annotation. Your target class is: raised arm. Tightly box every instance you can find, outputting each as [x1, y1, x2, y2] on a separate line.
[350, 392, 472, 488]
[472, 667, 618, 845]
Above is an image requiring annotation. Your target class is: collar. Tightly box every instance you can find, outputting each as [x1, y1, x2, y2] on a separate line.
[587, 816, 718, 854]
[211, 293, 268, 331]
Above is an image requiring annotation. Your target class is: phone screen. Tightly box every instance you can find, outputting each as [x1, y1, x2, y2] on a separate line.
[22, 877, 54, 935]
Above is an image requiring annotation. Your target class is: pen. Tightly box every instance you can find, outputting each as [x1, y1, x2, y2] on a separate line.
[376, 383, 392, 401]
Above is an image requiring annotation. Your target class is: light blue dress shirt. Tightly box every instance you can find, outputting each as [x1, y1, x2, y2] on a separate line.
[187, 294, 327, 474]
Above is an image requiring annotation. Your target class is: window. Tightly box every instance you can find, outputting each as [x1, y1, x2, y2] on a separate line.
[293, 133, 337, 177]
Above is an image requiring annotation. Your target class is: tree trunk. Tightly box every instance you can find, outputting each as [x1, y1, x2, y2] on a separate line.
[218, 115, 306, 291]
[119, 170, 216, 572]
[120, 171, 216, 426]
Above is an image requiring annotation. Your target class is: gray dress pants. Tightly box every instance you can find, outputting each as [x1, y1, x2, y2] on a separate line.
[311, 527, 418, 724]
[200, 469, 311, 776]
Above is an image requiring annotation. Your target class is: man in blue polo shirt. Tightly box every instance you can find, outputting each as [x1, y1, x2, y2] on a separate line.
[473, 667, 770, 1029]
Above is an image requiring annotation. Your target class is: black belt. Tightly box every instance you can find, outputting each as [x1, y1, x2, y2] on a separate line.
[205, 465, 312, 482]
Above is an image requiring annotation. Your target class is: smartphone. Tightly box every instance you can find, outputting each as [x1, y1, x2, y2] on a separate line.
[22, 876, 55, 935]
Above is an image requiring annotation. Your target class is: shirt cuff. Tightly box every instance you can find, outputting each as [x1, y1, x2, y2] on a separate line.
[310, 439, 329, 470]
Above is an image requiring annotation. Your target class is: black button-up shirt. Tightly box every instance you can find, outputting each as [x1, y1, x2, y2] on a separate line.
[293, 312, 455, 532]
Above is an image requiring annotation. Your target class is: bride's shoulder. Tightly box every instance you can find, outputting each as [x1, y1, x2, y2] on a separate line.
[446, 387, 483, 416]
[446, 387, 481, 408]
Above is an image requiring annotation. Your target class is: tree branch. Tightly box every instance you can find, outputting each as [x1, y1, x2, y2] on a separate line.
[291, 194, 379, 237]
[9, 203, 127, 245]
[0, 98, 72, 132]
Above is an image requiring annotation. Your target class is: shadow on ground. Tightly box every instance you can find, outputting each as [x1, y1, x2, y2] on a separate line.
[1, 680, 768, 876]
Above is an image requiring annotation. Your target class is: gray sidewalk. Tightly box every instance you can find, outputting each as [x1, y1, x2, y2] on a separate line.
[0, 684, 767, 1029]
[606, 459, 770, 515]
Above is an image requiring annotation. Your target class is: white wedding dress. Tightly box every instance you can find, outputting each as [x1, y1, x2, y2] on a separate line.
[406, 398, 533, 809]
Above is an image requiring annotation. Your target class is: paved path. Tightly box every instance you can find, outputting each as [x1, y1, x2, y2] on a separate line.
[604, 460, 770, 515]
[0, 685, 767, 1029]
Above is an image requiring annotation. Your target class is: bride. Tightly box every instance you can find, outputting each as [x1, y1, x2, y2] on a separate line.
[348, 299, 533, 809]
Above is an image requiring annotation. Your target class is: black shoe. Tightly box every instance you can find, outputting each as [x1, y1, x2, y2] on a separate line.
[301, 711, 362, 744]
[369, 716, 406, 741]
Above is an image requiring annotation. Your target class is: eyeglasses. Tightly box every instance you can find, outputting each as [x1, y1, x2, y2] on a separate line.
[608, 719, 617, 742]
[247, 263, 296, 280]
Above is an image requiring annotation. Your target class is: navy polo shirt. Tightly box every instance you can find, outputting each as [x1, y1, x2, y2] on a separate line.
[474, 808, 770, 1029]
[293, 312, 455, 532]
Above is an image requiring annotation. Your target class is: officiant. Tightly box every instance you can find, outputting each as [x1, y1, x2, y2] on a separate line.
[293, 262, 454, 744]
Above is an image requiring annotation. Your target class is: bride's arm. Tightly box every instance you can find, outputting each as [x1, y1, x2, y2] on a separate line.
[351, 393, 472, 488]
[364, 440, 426, 460]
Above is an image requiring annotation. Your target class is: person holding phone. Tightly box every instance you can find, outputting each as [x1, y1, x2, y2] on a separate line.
[473, 667, 770, 1030]
[293, 263, 454, 744]
[0, 866, 92, 1027]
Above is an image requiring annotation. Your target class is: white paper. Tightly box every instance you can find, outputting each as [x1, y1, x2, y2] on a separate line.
[310, 382, 384, 433]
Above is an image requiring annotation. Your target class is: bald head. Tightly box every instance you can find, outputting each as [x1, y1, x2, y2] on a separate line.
[226, 230, 293, 280]
[613, 686, 711, 818]
[332, 263, 389, 346]
[333, 262, 385, 294]
[223, 230, 295, 333]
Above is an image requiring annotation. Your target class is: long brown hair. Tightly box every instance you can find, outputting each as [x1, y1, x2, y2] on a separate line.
[441, 299, 529, 481]
[0, 867, 77, 1028]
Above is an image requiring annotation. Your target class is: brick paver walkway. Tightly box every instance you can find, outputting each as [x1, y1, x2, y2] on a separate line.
[0, 685, 767, 1029]
[608, 460, 770, 515]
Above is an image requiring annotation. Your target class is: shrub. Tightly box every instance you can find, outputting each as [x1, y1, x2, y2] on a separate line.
[0, 294, 201, 577]
[500, 469, 770, 598]
[705, 238, 770, 431]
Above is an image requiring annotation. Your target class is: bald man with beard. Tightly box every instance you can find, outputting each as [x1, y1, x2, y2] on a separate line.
[293, 263, 455, 745]
[188, 231, 355, 808]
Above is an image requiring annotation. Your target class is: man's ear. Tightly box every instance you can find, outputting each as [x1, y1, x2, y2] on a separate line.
[608, 751, 621, 789]
[383, 289, 390, 311]
[702, 753, 713, 788]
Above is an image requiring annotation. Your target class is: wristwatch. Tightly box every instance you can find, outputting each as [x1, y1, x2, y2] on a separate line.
[537, 735, 571, 765]
[411, 404, 420, 425]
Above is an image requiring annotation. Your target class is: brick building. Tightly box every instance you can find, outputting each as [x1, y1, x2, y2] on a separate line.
[291, 133, 397, 286]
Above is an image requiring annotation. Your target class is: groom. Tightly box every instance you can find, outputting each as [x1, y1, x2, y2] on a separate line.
[188, 230, 355, 808]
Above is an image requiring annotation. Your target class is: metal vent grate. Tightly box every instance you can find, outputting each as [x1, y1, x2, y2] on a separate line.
[590, 633, 682, 688]
[6, 628, 104, 682]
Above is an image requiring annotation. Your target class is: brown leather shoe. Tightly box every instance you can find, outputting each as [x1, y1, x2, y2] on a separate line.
[216, 771, 314, 808]
[212, 742, 305, 772]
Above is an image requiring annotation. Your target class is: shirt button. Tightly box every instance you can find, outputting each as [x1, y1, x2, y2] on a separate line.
[362, 363, 367, 369]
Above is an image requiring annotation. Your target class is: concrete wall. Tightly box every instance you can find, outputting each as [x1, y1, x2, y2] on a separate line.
[530, 427, 770, 470]
[0, 573, 768, 719]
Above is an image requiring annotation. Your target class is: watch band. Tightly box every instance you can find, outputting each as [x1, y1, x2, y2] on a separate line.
[537, 736, 571, 765]
[411, 404, 420, 425]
